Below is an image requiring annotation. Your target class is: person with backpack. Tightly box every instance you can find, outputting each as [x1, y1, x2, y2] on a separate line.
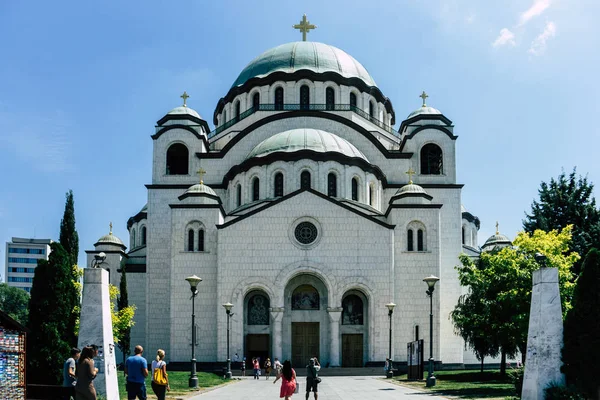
[305, 357, 321, 400]
[151, 349, 169, 400]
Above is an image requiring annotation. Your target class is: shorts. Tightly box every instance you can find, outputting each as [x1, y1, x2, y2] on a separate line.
[306, 377, 318, 392]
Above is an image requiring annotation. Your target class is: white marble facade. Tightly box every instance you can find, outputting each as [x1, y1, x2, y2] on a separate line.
[86, 39, 489, 368]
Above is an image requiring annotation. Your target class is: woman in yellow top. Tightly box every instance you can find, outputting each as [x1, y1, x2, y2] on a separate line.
[151, 349, 170, 400]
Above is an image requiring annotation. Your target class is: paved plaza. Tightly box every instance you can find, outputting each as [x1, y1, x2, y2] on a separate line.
[188, 376, 448, 400]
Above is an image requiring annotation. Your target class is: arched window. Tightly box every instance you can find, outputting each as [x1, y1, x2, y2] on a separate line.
[326, 87, 335, 110]
[292, 285, 319, 310]
[187, 229, 195, 252]
[234, 100, 240, 122]
[236, 184, 242, 207]
[407, 229, 414, 251]
[300, 171, 311, 189]
[166, 143, 189, 175]
[415, 325, 420, 340]
[369, 184, 376, 207]
[342, 294, 364, 325]
[247, 293, 270, 325]
[275, 87, 284, 111]
[198, 229, 204, 252]
[141, 226, 147, 246]
[417, 229, 424, 251]
[369, 100, 375, 121]
[131, 229, 136, 248]
[351, 177, 359, 201]
[462, 227, 465, 245]
[252, 177, 260, 201]
[420, 144, 443, 175]
[274, 173, 284, 197]
[350, 92, 357, 109]
[252, 92, 260, 110]
[327, 173, 337, 197]
[300, 85, 310, 110]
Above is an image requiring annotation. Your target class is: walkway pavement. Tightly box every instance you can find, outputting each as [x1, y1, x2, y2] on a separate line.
[188, 376, 448, 400]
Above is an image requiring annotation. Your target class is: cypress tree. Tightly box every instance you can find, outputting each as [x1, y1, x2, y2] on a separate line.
[562, 248, 600, 399]
[59, 189, 80, 347]
[26, 243, 78, 384]
[117, 261, 131, 359]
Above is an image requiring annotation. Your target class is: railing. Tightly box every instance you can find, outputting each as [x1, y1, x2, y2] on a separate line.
[209, 104, 399, 138]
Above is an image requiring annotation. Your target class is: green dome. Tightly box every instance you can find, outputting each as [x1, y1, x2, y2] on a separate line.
[185, 183, 217, 196]
[407, 106, 442, 119]
[247, 128, 367, 161]
[167, 106, 202, 120]
[232, 42, 377, 88]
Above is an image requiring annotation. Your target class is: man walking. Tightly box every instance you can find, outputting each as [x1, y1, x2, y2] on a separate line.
[62, 348, 80, 400]
[124, 345, 149, 400]
[306, 357, 320, 400]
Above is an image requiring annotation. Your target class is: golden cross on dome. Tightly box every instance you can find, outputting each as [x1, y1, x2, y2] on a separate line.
[420, 91, 429, 107]
[496, 221, 499, 235]
[196, 168, 206, 184]
[180, 91, 190, 107]
[109, 222, 113, 235]
[293, 14, 317, 41]
[406, 167, 416, 184]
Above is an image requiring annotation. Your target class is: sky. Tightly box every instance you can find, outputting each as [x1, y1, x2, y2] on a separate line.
[1, 0, 599, 277]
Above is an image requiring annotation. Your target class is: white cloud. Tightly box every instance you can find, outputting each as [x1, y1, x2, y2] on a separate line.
[493, 28, 516, 47]
[466, 13, 476, 24]
[529, 21, 557, 55]
[519, 0, 552, 26]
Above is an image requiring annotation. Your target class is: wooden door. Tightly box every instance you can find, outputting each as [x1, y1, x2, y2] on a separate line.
[292, 322, 319, 367]
[342, 334, 363, 367]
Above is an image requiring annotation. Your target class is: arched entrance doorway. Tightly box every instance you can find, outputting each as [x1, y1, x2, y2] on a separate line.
[283, 274, 329, 367]
[341, 290, 369, 367]
[244, 290, 271, 368]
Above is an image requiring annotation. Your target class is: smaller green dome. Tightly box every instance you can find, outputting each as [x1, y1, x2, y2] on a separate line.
[167, 106, 202, 120]
[407, 106, 442, 119]
[185, 183, 217, 197]
[247, 129, 367, 161]
[96, 232, 124, 247]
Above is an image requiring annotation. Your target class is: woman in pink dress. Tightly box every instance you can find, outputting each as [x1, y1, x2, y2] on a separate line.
[273, 360, 296, 399]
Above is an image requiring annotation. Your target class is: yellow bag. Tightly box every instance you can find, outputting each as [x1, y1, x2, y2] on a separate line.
[153, 362, 168, 386]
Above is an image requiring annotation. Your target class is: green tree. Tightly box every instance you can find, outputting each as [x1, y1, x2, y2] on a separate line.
[523, 168, 600, 275]
[110, 283, 136, 345]
[562, 248, 600, 399]
[451, 255, 499, 372]
[59, 189, 80, 347]
[116, 262, 132, 359]
[26, 243, 79, 384]
[454, 227, 578, 375]
[0, 283, 29, 325]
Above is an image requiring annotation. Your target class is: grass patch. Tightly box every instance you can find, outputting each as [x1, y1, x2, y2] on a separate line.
[116, 371, 228, 400]
[393, 369, 517, 400]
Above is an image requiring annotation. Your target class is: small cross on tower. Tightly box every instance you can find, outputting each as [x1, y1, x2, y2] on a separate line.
[406, 167, 416, 184]
[293, 14, 317, 42]
[495, 221, 499, 235]
[109, 222, 113, 235]
[420, 91, 429, 107]
[180, 91, 190, 107]
[196, 168, 206, 184]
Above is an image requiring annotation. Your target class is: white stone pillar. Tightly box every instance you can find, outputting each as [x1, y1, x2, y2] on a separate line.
[270, 307, 285, 361]
[78, 268, 119, 400]
[327, 307, 343, 367]
[522, 267, 565, 400]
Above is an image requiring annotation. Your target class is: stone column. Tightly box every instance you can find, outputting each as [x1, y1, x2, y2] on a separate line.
[78, 268, 119, 400]
[270, 307, 285, 361]
[522, 267, 565, 400]
[327, 307, 343, 367]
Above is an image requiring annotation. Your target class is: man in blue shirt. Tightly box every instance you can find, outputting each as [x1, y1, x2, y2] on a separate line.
[124, 345, 149, 400]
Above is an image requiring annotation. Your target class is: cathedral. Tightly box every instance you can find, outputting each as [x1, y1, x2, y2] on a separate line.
[86, 16, 505, 369]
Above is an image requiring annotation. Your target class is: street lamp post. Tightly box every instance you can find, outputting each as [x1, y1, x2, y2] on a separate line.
[222, 302, 234, 379]
[185, 275, 202, 388]
[385, 302, 396, 378]
[423, 275, 439, 387]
